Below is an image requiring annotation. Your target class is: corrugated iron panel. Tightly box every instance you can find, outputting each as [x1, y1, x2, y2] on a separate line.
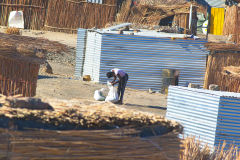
[75, 29, 87, 79]
[166, 86, 220, 148]
[82, 31, 102, 81]
[216, 96, 240, 147]
[196, 0, 225, 8]
[87, 0, 103, 4]
[98, 33, 208, 91]
[210, 8, 225, 35]
[166, 86, 240, 149]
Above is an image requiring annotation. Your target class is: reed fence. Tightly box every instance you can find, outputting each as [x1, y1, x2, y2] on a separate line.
[0, 0, 48, 30]
[204, 51, 240, 92]
[44, 0, 117, 33]
[0, 48, 40, 97]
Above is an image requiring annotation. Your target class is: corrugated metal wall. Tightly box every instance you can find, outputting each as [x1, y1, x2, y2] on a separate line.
[166, 86, 240, 148]
[82, 31, 102, 82]
[196, 0, 225, 8]
[87, 0, 103, 4]
[75, 29, 87, 78]
[98, 34, 209, 91]
[210, 8, 225, 35]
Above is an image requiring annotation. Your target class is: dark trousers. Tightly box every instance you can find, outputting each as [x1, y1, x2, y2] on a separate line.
[117, 74, 128, 102]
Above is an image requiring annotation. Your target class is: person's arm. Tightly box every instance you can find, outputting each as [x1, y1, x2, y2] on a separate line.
[111, 75, 117, 84]
[112, 74, 121, 85]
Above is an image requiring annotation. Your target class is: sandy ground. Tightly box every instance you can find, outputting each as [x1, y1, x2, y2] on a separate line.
[0, 26, 168, 116]
[37, 62, 168, 115]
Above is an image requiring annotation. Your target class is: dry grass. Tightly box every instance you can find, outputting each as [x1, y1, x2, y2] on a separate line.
[181, 137, 240, 160]
[5, 28, 20, 35]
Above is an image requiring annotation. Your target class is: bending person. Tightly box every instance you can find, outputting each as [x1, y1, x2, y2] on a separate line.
[106, 68, 128, 104]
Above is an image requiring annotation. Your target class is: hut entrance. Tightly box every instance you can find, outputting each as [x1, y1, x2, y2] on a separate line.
[159, 15, 175, 26]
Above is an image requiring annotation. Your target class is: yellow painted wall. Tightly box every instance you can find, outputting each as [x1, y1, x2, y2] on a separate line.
[210, 8, 225, 35]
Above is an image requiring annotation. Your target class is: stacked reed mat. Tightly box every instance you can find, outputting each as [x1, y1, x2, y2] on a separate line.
[223, 5, 240, 44]
[44, 0, 117, 33]
[0, 47, 40, 97]
[0, 0, 48, 30]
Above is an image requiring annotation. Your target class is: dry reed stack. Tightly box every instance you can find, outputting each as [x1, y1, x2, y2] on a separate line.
[0, 47, 42, 97]
[223, 5, 240, 44]
[204, 43, 240, 92]
[0, 0, 48, 30]
[44, 0, 117, 33]
[0, 32, 69, 54]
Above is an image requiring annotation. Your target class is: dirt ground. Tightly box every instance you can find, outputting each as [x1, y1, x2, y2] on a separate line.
[37, 62, 168, 115]
[0, 27, 168, 116]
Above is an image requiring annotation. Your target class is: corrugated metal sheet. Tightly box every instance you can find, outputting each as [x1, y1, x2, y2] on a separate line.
[75, 29, 87, 79]
[196, 0, 225, 8]
[166, 86, 240, 148]
[210, 8, 225, 35]
[87, 0, 103, 4]
[98, 33, 209, 91]
[82, 31, 102, 81]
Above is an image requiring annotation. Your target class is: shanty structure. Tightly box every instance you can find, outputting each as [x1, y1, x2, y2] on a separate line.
[0, 38, 44, 97]
[167, 86, 240, 149]
[116, 0, 207, 35]
[75, 28, 209, 91]
[204, 42, 240, 93]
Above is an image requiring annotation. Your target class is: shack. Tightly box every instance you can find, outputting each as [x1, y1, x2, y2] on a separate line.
[0, 46, 43, 97]
[75, 27, 209, 91]
[116, 0, 201, 34]
[204, 42, 240, 93]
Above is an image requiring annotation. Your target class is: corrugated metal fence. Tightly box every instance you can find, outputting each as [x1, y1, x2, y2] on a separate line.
[75, 30, 209, 91]
[166, 86, 240, 148]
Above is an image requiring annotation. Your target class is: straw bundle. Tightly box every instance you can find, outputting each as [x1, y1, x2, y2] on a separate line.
[180, 137, 240, 160]
[0, 0, 48, 30]
[5, 27, 20, 35]
[204, 51, 240, 92]
[44, 0, 117, 33]
[223, 5, 240, 44]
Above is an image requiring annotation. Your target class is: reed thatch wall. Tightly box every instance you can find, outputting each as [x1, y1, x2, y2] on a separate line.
[204, 51, 240, 92]
[0, 48, 40, 97]
[0, 0, 48, 30]
[44, 0, 117, 33]
[223, 5, 240, 44]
